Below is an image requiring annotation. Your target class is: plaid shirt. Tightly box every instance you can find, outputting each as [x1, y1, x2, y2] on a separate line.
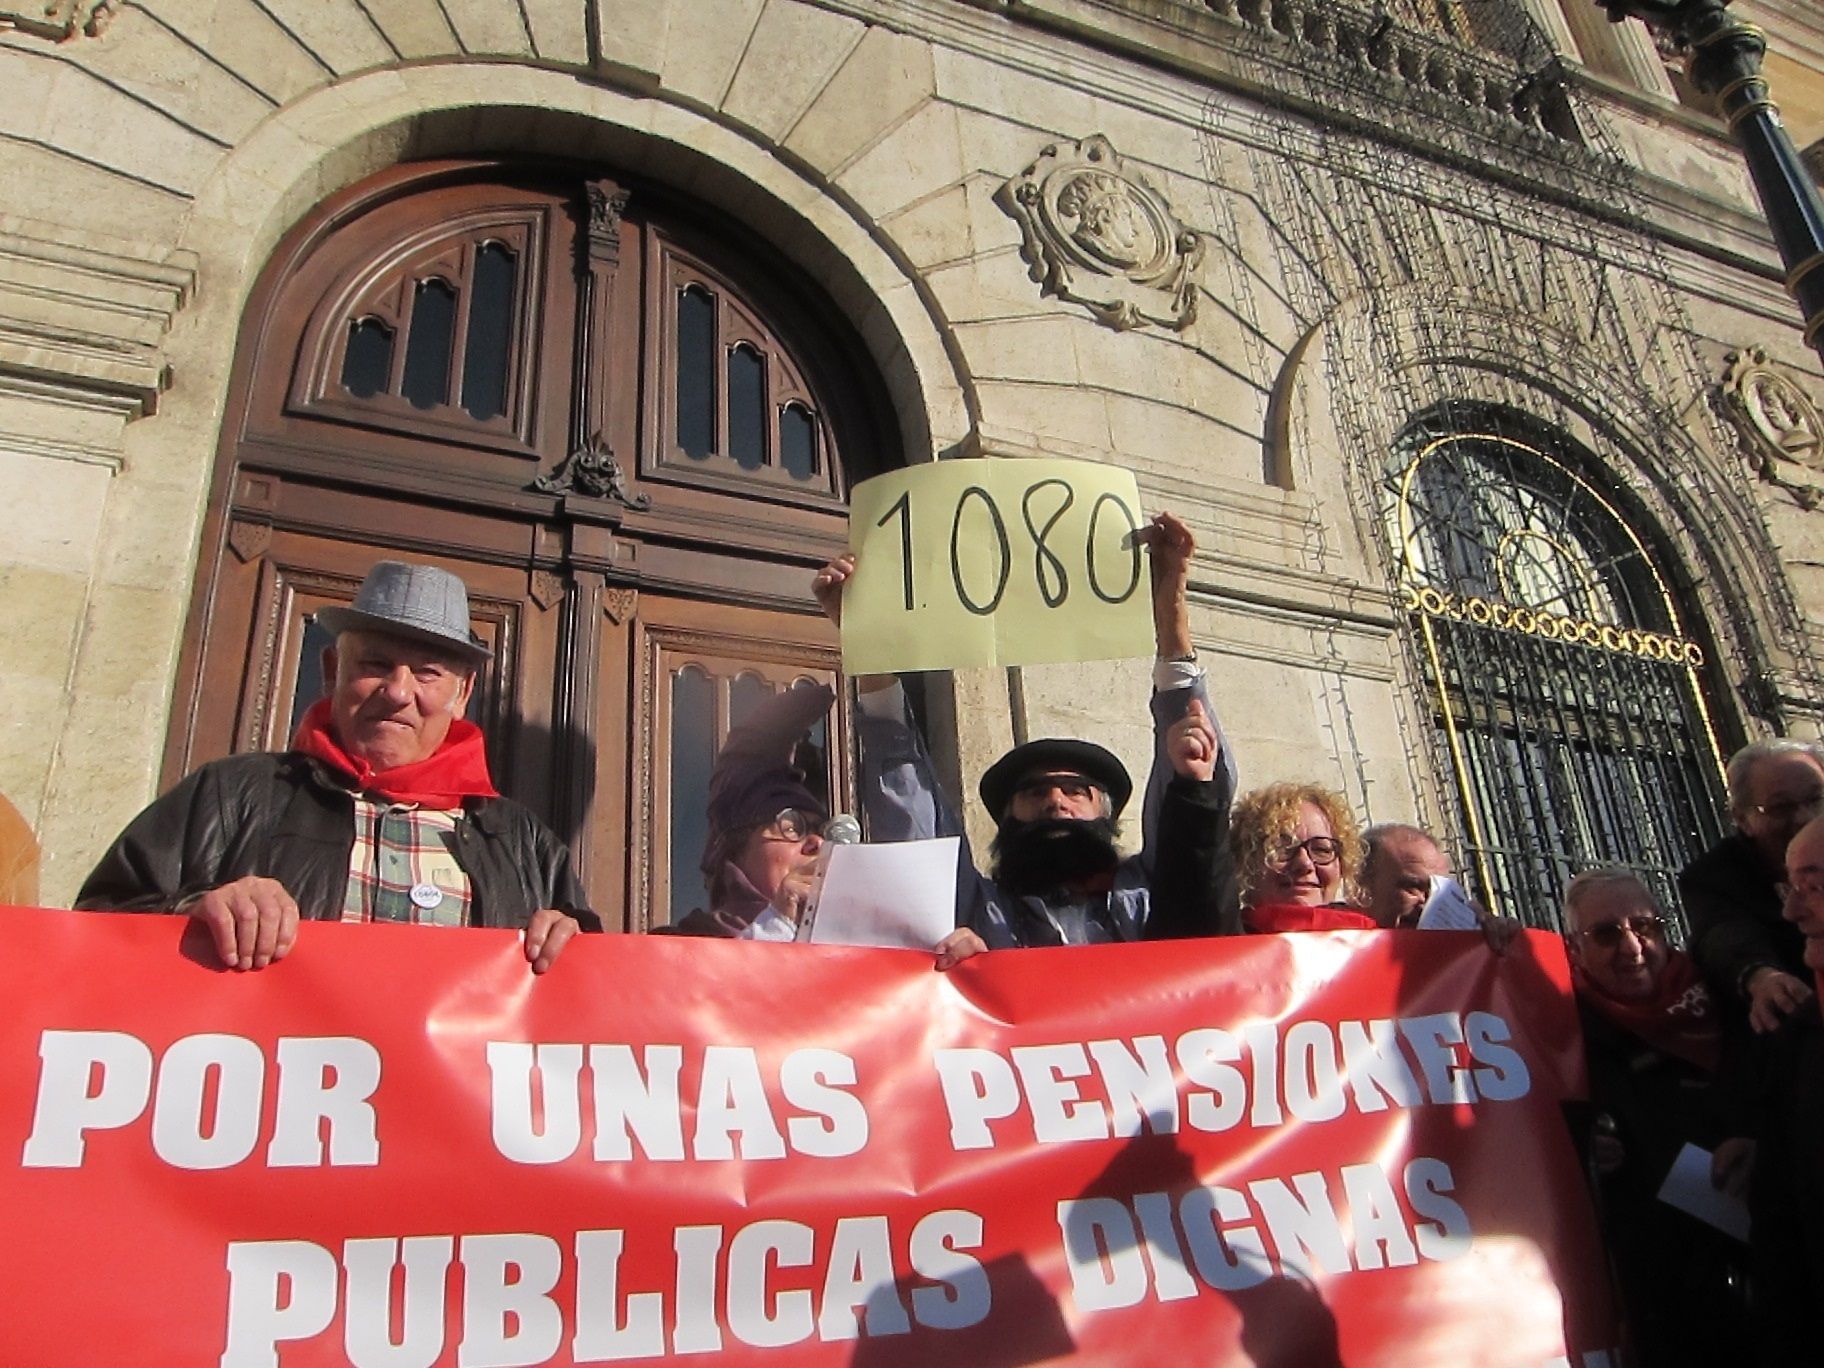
[341, 796, 473, 926]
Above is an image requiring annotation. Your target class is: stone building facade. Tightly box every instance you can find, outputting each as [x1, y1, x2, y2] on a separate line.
[2, 0, 1821, 926]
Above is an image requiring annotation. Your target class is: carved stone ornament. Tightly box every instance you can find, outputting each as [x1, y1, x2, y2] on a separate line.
[1723, 346, 1824, 509]
[531, 432, 652, 509]
[1, 0, 119, 39]
[996, 134, 1204, 332]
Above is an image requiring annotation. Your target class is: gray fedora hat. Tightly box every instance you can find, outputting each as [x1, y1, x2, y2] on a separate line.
[315, 561, 491, 663]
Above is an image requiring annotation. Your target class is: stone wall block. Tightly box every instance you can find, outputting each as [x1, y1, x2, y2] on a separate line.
[361, 0, 460, 60]
[878, 185, 975, 271]
[34, 580, 186, 903]
[974, 379, 1116, 456]
[834, 99, 965, 222]
[442, 0, 535, 59]
[659, 0, 764, 110]
[1106, 388, 1266, 488]
[722, 1, 861, 143]
[932, 43, 1095, 144]
[956, 315, 1084, 388]
[0, 142, 188, 247]
[37, 63, 223, 198]
[53, 7, 273, 147]
[926, 253, 1065, 327]
[589, 0, 671, 88]
[156, 0, 332, 107]
[519, 0, 589, 66]
[1073, 325, 1199, 413]
[784, 23, 934, 175]
[0, 439, 106, 575]
[257, 0, 395, 75]
[0, 563, 90, 819]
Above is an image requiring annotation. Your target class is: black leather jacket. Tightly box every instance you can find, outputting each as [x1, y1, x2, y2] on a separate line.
[75, 751, 600, 932]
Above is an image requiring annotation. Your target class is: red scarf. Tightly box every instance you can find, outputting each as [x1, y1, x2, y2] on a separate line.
[291, 699, 499, 808]
[1246, 901, 1379, 934]
[1575, 949, 1720, 1074]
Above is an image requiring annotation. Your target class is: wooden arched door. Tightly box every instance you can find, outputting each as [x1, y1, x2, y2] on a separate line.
[171, 160, 900, 930]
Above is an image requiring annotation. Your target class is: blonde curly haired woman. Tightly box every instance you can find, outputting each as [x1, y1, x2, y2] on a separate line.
[1230, 782, 1374, 933]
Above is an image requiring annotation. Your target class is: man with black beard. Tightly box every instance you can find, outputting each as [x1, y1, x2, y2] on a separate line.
[813, 511, 1236, 948]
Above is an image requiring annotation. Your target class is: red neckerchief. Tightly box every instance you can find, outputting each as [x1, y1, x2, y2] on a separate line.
[1575, 949, 1720, 1074]
[1246, 901, 1379, 933]
[291, 698, 499, 809]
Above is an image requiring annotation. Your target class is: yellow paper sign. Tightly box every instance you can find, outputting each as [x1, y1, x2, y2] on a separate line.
[843, 458, 1155, 674]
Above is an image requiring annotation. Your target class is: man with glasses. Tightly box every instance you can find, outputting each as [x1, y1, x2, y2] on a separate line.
[814, 511, 1236, 948]
[1564, 869, 1751, 1368]
[1679, 739, 1824, 1032]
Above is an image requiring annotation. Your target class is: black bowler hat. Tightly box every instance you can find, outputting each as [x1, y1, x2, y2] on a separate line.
[979, 739, 1133, 823]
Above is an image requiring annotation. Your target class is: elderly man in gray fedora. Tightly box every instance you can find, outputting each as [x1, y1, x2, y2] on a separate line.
[77, 561, 599, 971]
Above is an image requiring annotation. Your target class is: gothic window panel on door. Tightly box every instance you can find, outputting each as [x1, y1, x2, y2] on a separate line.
[610, 594, 844, 932]
[295, 217, 540, 450]
[234, 168, 582, 493]
[647, 243, 842, 505]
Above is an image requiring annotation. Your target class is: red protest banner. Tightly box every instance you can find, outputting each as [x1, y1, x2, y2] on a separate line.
[0, 907, 1616, 1367]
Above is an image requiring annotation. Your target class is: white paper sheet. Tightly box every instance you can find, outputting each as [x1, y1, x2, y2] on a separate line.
[1655, 1142, 1751, 1243]
[802, 837, 961, 950]
[1416, 874, 1483, 931]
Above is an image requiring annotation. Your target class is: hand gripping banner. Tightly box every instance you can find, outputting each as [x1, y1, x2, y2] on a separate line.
[0, 908, 1617, 1366]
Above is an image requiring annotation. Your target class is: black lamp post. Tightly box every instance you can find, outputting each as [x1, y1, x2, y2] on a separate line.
[1596, 0, 1824, 362]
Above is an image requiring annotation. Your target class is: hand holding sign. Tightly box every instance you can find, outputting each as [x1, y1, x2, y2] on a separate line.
[840, 459, 1157, 674]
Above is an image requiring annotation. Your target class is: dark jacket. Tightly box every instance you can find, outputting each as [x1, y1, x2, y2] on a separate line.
[75, 751, 600, 932]
[1678, 832, 1805, 1003]
[854, 676, 1238, 948]
[1574, 998, 1752, 1368]
[1733, 1007, 1824, 1365]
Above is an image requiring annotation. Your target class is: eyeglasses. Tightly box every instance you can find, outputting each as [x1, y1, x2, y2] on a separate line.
[1749, 791, 1824, 821]
[1778, 877, 1824, 904]
[1265, 835, 1342, 869]
[1577, 915, 1667, 948]
[1012, 775, 1102, 803]
[759, 808, 823, 843]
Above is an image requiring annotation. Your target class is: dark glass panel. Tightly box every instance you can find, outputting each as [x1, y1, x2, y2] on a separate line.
[728, 344, 765, 471]
[676, 286, 715, 459]
[401, 277, 457, 409]
[729, 672, 771, 727]
[780, 403, 817, 481]
[341, 319, 393, 399]
[669, 666, 716, 925]
[287, 618, 337, 740]
[460, 242, 516, 421]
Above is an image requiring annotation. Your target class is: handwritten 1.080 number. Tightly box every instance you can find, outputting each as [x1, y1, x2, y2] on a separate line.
[874, 480, 1143, 617]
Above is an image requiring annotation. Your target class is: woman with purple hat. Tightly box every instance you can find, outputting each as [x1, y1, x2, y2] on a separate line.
[673, 682, 985, 967]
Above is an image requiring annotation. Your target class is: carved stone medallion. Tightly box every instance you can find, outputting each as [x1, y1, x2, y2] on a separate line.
[996, 134, 1203, 332]
[1723, 346, 1824, 508]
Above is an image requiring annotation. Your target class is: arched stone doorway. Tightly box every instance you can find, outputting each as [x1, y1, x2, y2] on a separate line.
[168, 159, 902, 931]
